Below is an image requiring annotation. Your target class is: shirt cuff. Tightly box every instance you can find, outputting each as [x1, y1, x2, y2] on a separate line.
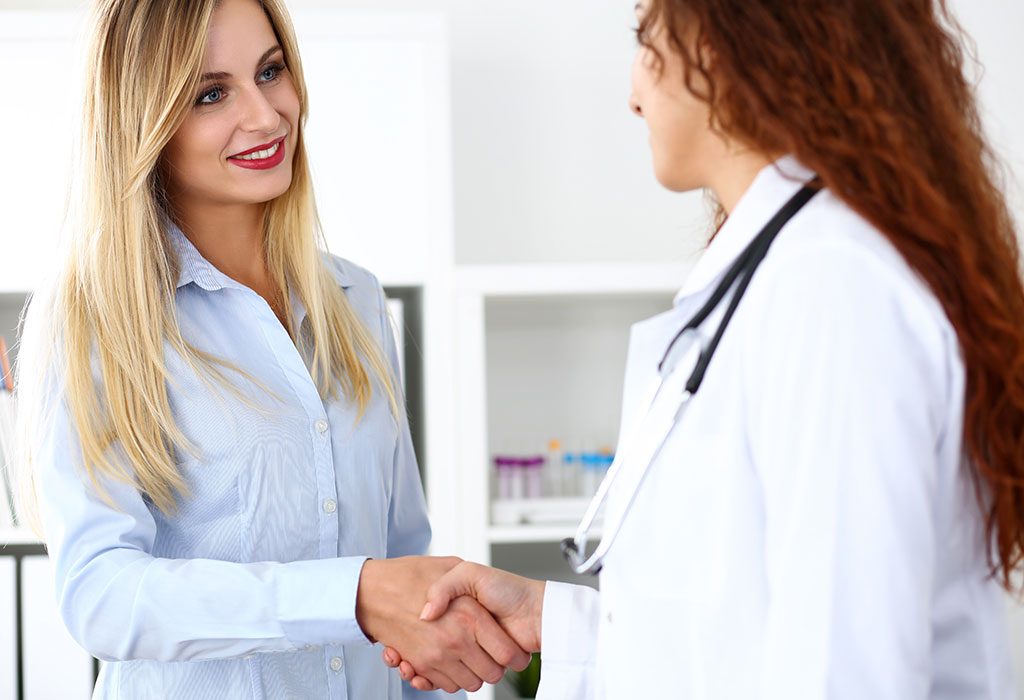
[276, 556, 373, 648]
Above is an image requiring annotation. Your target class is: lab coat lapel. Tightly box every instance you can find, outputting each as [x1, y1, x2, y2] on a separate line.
[604, 156, 818, 563]
[674, 155, 818, 304]
[606, 308, 696, 531]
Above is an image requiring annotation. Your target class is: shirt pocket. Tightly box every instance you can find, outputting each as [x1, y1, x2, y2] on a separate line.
[236, 423, 321, 563]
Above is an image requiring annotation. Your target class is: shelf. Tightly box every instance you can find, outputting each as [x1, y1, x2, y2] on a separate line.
[0, 527, 43, 546]
[456, 261, 695, 297]
[488, 524, 601, 544]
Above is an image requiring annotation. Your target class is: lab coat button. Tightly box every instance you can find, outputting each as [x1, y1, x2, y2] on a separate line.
[315, 419, 329, 435]
[606, 611, 613, 624]
[330, 656, 344, 672]
[323, 498, 337, 514]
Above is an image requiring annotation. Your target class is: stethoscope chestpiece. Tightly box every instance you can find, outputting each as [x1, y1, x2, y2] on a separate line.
[561, 536, 603, 576]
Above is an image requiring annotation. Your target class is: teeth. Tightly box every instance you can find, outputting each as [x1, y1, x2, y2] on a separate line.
[234, 141, 280, 161]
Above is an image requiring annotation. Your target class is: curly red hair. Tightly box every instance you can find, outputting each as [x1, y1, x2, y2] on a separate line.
[639, 0, 1024, 589]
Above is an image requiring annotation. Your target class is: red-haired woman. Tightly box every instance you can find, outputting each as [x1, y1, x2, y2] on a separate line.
[386, 0, 1024, 697]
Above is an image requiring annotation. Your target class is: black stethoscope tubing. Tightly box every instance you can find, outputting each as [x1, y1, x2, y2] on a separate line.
[658, 179, 823, 395]
[561, 178, 822, 576]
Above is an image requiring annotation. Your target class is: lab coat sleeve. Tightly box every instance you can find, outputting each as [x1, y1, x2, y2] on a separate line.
[741, 238, 950, 699]
[536, 581, 601, 700]
[33, 367, 373, 663]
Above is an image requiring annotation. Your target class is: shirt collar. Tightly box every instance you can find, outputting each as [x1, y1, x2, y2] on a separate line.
[673, 154, 817, 305]
[167, 221, 236, 292]
[166, 221, 354, 295]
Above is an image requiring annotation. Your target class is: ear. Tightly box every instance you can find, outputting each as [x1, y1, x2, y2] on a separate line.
[696, 30, 716, 72]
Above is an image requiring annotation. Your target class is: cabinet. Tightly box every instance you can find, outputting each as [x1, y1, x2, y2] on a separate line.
[451, 262, 692, 700]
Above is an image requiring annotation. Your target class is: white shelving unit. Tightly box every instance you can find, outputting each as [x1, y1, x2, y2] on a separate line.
[0, 529, 42, 547]
[450, 260, 688, 696]
[453, 261, 691, 560]
[487, 524, 602, 545]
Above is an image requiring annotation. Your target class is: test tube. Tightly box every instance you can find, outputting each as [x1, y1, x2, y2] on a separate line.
[545, 439, 562, 497]
[581, 452, 604, 497]
[524, 456, 544, 499]
[510, 458, 525, 499]
[561, 452, 577, 497]
[600, 453, 614, 489]
[495, 457, 517, 500]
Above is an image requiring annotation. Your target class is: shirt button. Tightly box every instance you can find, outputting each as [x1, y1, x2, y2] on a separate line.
[330, 656, 344, 672]
[315, 419, 329, 435]
[323, 498, 337, 514]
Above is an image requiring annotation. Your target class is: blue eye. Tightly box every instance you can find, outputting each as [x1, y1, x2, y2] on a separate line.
[259, 63, 285, 83]
[197, 86, 223, 105]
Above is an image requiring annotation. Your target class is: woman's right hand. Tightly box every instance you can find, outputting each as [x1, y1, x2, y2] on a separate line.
[356, 557, 531, 693]
[381, 562, 545, 691]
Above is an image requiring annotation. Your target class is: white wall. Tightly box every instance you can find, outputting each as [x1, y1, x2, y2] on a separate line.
[951, 0, 1024, 229]
[4, 0, 1018, 265]
[0, 0, 704, 267]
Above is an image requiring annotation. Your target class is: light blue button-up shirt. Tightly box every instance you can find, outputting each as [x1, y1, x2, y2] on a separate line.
[34, 224, 450, 699]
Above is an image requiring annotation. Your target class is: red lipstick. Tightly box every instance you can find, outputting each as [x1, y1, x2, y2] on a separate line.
[228, 136, 286, 170]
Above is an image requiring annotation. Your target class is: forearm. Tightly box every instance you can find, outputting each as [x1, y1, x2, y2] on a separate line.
[58, 549, 371, 662]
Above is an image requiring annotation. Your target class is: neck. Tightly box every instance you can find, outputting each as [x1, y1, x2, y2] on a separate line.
[706, 146, 777, 215]
[171, 200, 269, 290]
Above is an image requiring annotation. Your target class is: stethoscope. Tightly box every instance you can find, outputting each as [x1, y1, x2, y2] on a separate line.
[561, 180, 822, 575]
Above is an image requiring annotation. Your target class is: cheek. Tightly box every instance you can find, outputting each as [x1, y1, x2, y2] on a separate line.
[275, 79, 301, 126]
[647, 93, 709, 191]
[630, 50, 655, 105]
[162, 119, 230, 192]
[168, 122, 221, 167]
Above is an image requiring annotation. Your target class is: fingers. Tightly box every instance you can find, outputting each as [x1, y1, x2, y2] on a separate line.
[421, 561, 485, 621]
[471, 601, 532, 673]
[399, 660, 417, 682]
[387, 653, 436, 690]
[410, 674, 438, 692]
[458, 638, 506, 687]
[418, 669, 458, 694]
[445, 660, 487, 693]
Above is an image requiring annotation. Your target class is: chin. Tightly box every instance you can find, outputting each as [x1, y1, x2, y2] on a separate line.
[240, 175, 293, 204]
[653, 166, 700, 193]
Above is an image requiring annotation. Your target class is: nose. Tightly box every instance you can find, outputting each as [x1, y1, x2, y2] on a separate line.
[628, 94, 642, 117]
[238, 84, 281, 135]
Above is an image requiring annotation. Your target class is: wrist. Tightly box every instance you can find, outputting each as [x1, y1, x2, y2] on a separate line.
[531, 579, 547, 651]
[355, 558, 383, 643]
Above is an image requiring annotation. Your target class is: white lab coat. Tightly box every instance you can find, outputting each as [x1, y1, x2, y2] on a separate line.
[536, 157, 1016, 699]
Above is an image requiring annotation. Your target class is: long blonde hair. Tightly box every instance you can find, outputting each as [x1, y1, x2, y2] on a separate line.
[15, 0, 397, 529]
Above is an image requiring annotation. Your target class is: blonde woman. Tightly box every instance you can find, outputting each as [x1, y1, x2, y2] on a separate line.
[14, 0, 527, 697]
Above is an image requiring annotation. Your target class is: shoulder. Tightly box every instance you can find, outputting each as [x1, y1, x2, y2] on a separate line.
[320, 252, 388, 334]
[321, 252, 383, 292]
[740, 189, 963, 419]
[755, 189, 956, 348]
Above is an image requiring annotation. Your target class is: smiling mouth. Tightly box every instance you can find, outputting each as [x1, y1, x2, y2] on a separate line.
[229, 136, 285, 161]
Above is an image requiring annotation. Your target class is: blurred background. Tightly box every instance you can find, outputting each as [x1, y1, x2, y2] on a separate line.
[0, 1, 1021, 699]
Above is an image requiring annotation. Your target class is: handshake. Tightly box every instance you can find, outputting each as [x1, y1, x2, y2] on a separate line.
[356, 556, 545, 693]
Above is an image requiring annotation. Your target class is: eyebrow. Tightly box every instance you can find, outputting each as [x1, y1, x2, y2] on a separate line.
[200, 45, 282, 82]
